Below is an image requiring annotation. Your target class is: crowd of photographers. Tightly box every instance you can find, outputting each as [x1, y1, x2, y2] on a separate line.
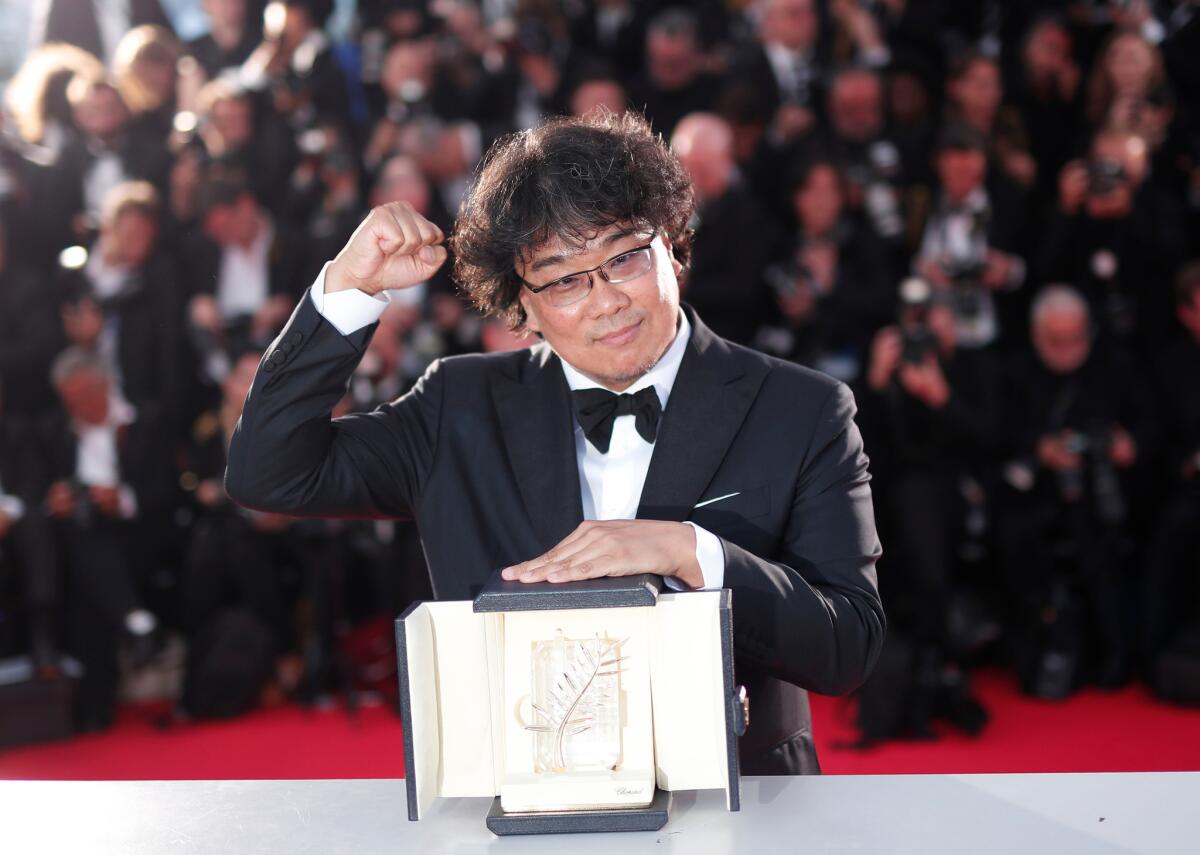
[0, 0, 1197, 737]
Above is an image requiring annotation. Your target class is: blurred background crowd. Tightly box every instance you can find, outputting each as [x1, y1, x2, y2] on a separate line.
[0, 0, 1197, 742]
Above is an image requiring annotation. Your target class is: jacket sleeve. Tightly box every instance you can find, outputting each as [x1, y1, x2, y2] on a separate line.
[721, 382, 886, 696]
[225, 292, 443, 520]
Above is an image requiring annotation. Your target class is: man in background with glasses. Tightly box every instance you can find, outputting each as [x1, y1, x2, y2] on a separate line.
[226, 110, 884, 775]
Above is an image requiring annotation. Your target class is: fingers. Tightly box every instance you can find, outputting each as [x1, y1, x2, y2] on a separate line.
[377, 202, 444, 258]
[499, 520, 680, 584]
[501, 521, 604, 580]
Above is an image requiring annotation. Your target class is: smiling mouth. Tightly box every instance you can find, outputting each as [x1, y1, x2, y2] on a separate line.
[596, 319, 642, 346]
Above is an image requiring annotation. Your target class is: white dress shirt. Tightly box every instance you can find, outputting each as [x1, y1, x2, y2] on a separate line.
[75, 396, 139, 519]
[308, 266, 725, 589]
[217, 217, 274, 320]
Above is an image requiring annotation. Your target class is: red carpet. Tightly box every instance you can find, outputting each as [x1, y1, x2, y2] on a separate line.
[1, 671, 1197, 780]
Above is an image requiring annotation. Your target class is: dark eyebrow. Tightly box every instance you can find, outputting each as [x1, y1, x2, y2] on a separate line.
[529, 228, 641, 272]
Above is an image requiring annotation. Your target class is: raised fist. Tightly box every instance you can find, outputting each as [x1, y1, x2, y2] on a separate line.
[326, 202, 447, 297]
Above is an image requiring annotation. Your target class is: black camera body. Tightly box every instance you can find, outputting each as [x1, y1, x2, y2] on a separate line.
[943, 259, 986, 320]
[1087, 159, 1127, 197]
[1057, 424, 1127, 524]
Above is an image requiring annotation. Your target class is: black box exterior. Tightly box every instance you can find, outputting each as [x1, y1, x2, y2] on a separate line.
[472, 571, 663, 612]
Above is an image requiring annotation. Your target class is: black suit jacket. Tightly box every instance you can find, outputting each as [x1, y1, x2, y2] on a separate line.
[226, 296, 885, 774]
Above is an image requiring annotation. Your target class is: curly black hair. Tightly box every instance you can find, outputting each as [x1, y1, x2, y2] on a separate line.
[451, 110, 695, 331]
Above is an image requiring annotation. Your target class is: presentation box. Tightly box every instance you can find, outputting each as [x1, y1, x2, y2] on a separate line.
[395, 573, 745, 835]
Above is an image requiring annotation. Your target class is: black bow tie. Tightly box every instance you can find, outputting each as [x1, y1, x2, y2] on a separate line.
[571, 386, 662, 454]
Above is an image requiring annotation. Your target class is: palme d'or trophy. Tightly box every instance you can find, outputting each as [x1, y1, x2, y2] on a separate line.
[396, 572, 747, 835]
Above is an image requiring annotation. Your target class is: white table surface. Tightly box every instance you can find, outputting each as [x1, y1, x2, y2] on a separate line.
[1, 773, 1196, 854]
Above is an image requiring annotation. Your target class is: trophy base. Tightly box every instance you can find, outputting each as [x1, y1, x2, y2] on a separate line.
[485, 787, 671, 835]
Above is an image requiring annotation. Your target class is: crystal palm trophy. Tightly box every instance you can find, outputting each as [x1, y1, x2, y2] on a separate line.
[526, 630, 627, 774]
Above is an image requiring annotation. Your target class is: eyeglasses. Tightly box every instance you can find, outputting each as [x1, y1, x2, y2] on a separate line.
[518, 242, 656, 308]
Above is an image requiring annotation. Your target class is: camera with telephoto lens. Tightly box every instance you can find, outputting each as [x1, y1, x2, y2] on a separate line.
[67, 479, 99, 529]
[942, 258, 986, 320]
[1057, 423, 1127, 524]
[765, 260, 814, 302]
[1087, 159, 1127, 197]
[898, 277, 936, 365]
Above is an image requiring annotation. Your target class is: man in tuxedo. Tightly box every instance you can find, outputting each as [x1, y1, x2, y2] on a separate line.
[226, 111, 884, 774]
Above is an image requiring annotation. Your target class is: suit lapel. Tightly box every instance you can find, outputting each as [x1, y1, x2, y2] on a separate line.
[637, 307, 769, 522]
[491, 343, 584, 549]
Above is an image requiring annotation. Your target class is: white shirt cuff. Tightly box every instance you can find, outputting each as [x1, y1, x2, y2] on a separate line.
[310, 262, 391, 335]
[663, 522, 725, 591]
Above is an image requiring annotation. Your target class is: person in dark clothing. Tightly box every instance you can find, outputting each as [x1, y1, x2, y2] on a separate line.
[820, 66, 911, 248]
[858, 280, 1000, 653]
[626, 8, 722, 140]
[186, 0, 262, 81]
[186, 167, 306, 370]
[995, 285, 1155, 694]
[57, 76, 173, 228]
[911, 122, 1029, 352]
[0, 406, 60, 672]
[763, 156, 894, 382]
[59, 181, 186, 425]
[1140, 262, 1200, 669]
[670, 113, 773, 347]
[1008, 16, 1085, 216]
[34, 349, 175, 729]
[177, 350, 307, 681]
[0, 222, 66, 419]
[193, 79, 299, 216]
[1035, 126, 1189, 354]
[239, 0, 350, 130]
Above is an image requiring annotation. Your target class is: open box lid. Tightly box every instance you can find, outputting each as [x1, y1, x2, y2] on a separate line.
[395, 587, 742, 821]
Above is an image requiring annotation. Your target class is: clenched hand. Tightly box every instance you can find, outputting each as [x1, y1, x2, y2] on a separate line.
[326, 201, 448, 296]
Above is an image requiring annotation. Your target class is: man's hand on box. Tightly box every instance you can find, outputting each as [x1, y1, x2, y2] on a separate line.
[501, 520, 703, 589]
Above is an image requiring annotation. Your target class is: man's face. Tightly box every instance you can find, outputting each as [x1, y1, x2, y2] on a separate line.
[202, 195, 257, 247]
[108, 211, 158, 267]
[211, 96, 253, 151]
[570, 80, 627, 117]
[1025, 22, 1071, 84]
[73, 87, 128, 144]
[370, 156, 431, 212]
[937, 148, 986, 204]
[58, 370, 111, 426]
[517, 227, 683, 391]
[950, 60, 1001, 120]
[1033, 309, 1091, 374]
[762, 0, 817, 51]
[793, 164, 842, 234]
[647, 32, 699, 92]
[672, 124, 733, 203]
[830, 74, 883, 142]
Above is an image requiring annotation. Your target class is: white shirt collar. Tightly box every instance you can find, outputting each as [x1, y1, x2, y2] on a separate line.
[558, 309, 691, 412]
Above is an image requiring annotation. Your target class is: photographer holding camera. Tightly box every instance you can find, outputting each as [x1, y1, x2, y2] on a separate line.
[854, 277, 1000, 737]
[34, 348, 176, 729]
[1036, 127, 1187, 350]
[996, 285, 1154, 695]
[760, 156, 893, 381]
[912, 122, 1027, 351]
[860, 279, 1000, 655]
